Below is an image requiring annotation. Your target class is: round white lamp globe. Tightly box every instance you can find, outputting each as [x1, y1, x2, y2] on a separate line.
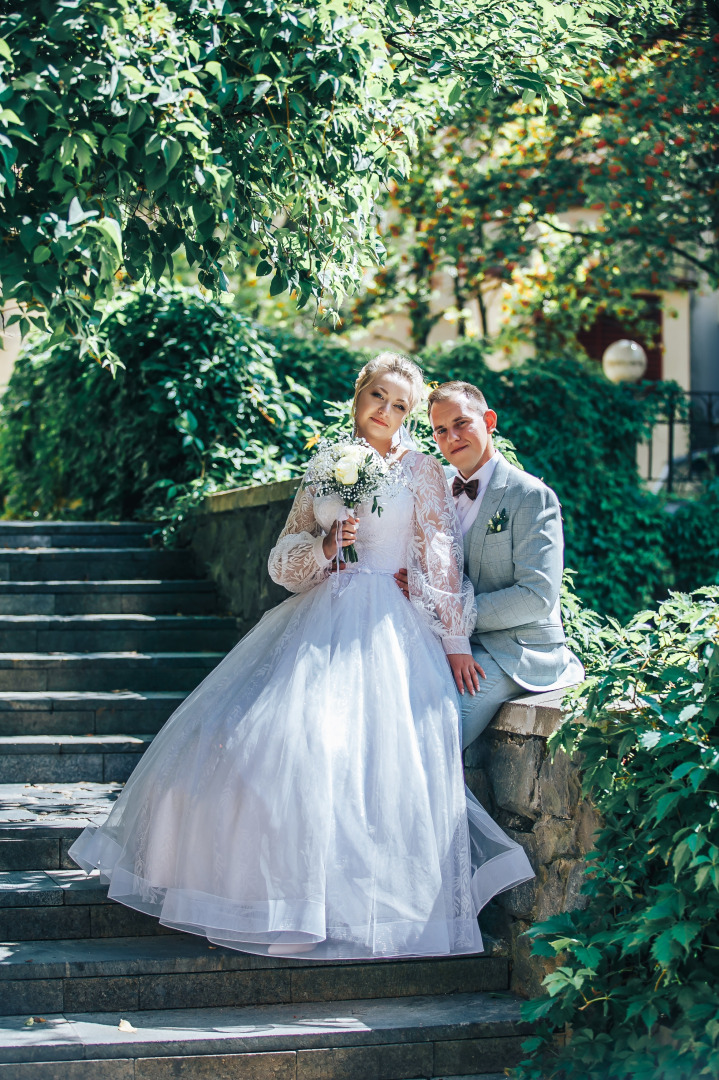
[602, 339, 648, 383]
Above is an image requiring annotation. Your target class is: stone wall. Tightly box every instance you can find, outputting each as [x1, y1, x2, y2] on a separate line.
[465, 691, 600, 998]
[183, 481, 597, 998]
[181, 478, 300, 636]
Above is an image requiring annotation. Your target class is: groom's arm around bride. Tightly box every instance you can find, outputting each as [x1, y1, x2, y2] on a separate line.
[399, 380, 584, 750]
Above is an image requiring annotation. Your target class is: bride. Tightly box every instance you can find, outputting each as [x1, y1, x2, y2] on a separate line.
[70, 352, 533, 960]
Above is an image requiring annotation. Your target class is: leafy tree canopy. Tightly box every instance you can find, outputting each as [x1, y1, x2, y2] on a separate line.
[343, 0, 719, 355]
[0, 0, 616, 364]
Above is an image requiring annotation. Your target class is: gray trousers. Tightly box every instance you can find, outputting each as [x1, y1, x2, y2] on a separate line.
[460, 644, 523, 750]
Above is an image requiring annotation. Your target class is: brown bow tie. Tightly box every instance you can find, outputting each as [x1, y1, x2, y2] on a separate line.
[452, 476, 479, 501]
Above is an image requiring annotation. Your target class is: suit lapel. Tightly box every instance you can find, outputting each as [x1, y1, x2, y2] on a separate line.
[466, 453, 510, 584]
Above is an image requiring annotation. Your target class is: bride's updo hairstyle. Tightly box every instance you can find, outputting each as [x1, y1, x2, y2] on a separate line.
[351, 352, 424, 419]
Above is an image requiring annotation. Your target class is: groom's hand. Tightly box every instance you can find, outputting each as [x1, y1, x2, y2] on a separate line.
[448, 654, 486, 696]
[394, 568, 409, 599]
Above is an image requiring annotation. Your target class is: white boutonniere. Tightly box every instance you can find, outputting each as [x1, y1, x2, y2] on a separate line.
[487, 508, 509, 534]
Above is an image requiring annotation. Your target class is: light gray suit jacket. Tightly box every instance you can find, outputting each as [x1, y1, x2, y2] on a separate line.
[460, 452, 584, 692]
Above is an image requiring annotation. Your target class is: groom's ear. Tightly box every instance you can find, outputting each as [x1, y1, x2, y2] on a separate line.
[485, 409, 498, 434]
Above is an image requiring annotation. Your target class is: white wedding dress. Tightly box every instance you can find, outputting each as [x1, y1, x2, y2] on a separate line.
[70, 450, 534, 959]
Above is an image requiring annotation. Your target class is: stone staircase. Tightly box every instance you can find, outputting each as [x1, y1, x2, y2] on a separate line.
[0, 521, 530, 1079]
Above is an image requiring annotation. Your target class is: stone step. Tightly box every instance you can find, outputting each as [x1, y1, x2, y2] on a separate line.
[0, 692, 184, 736]
[0, 615, 238, 653]
[0, 993, 527, 1078]
[0, 870, 176, 941]
[0, 550, 199, 583]
[0, 1070, 505, 1080]
[0, 736, 153, 785]
[0, 652, 224, 692]
[0, 581, 220, 617]
[0, 875, 505, 973]
[0, 522, 151, 550]
[0, 931, 511, 1015]
[0, 782, 123, 871]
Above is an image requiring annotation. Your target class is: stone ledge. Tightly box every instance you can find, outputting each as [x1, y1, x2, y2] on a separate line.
[465, 687, 596, 1000]
[202, 479, 301, 515]
[491, 689, 567, 740]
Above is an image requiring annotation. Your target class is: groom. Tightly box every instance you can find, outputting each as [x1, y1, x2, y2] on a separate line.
[399, 380, 584, 749]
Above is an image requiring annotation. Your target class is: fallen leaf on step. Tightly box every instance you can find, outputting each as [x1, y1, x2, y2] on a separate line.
[118, 1019, 138, 1033]
[23, 1018, 34, 1028]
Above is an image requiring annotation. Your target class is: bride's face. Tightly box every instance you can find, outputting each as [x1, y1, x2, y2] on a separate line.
[354, 374, 412, 448]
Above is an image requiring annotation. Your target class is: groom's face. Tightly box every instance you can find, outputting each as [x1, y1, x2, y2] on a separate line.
[430, 394, 497, 479]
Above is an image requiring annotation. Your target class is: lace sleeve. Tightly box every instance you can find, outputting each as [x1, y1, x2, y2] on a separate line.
[267, 481, 331, 593]
[405, 452, 476, 655]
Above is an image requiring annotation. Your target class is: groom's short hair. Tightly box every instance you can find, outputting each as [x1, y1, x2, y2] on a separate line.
[427, 381, 488, 419]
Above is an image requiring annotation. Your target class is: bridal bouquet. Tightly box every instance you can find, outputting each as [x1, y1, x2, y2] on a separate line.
[305, 437, 403, 562]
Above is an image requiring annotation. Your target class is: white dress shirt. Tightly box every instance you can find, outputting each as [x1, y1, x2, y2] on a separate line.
[451, 452, 500, 536]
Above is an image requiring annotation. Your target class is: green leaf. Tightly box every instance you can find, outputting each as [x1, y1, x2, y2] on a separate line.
[269, 273, 287, 296]
[86, 217, 123, 260]
[162, 138, 183, 172]
[447, 80, 463, 106]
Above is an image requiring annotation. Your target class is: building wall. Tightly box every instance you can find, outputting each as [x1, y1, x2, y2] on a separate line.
[690, 288, 719, 394]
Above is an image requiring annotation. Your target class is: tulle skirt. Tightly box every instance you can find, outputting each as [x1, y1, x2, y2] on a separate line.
[70, 570, 534, 959]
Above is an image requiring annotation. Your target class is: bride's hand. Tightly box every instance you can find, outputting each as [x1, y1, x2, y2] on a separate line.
[322, 516, 358, 560]
[447, 654, 486, 696]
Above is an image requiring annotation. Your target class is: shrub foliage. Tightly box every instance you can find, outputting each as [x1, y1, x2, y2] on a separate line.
[664, 475, 719, 594]
[514, 588, 719, 1080]
[0, 302, 709, 621]
[0, 290, 318, 522]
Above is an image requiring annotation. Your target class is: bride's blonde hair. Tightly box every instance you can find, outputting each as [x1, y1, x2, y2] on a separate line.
[351, 352, 425, 419]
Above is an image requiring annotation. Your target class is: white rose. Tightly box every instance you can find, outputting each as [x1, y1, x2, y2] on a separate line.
[334, 457, 359, 485]
[336, 444, 365, 465]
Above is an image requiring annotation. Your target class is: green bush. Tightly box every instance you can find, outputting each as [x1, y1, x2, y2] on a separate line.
[265, 329, 369, 409]
[512, 588, 719, 1080]
[0, 289, 318, 523]
[1, 297, 711, 622]
[665, 475, 719, 593]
